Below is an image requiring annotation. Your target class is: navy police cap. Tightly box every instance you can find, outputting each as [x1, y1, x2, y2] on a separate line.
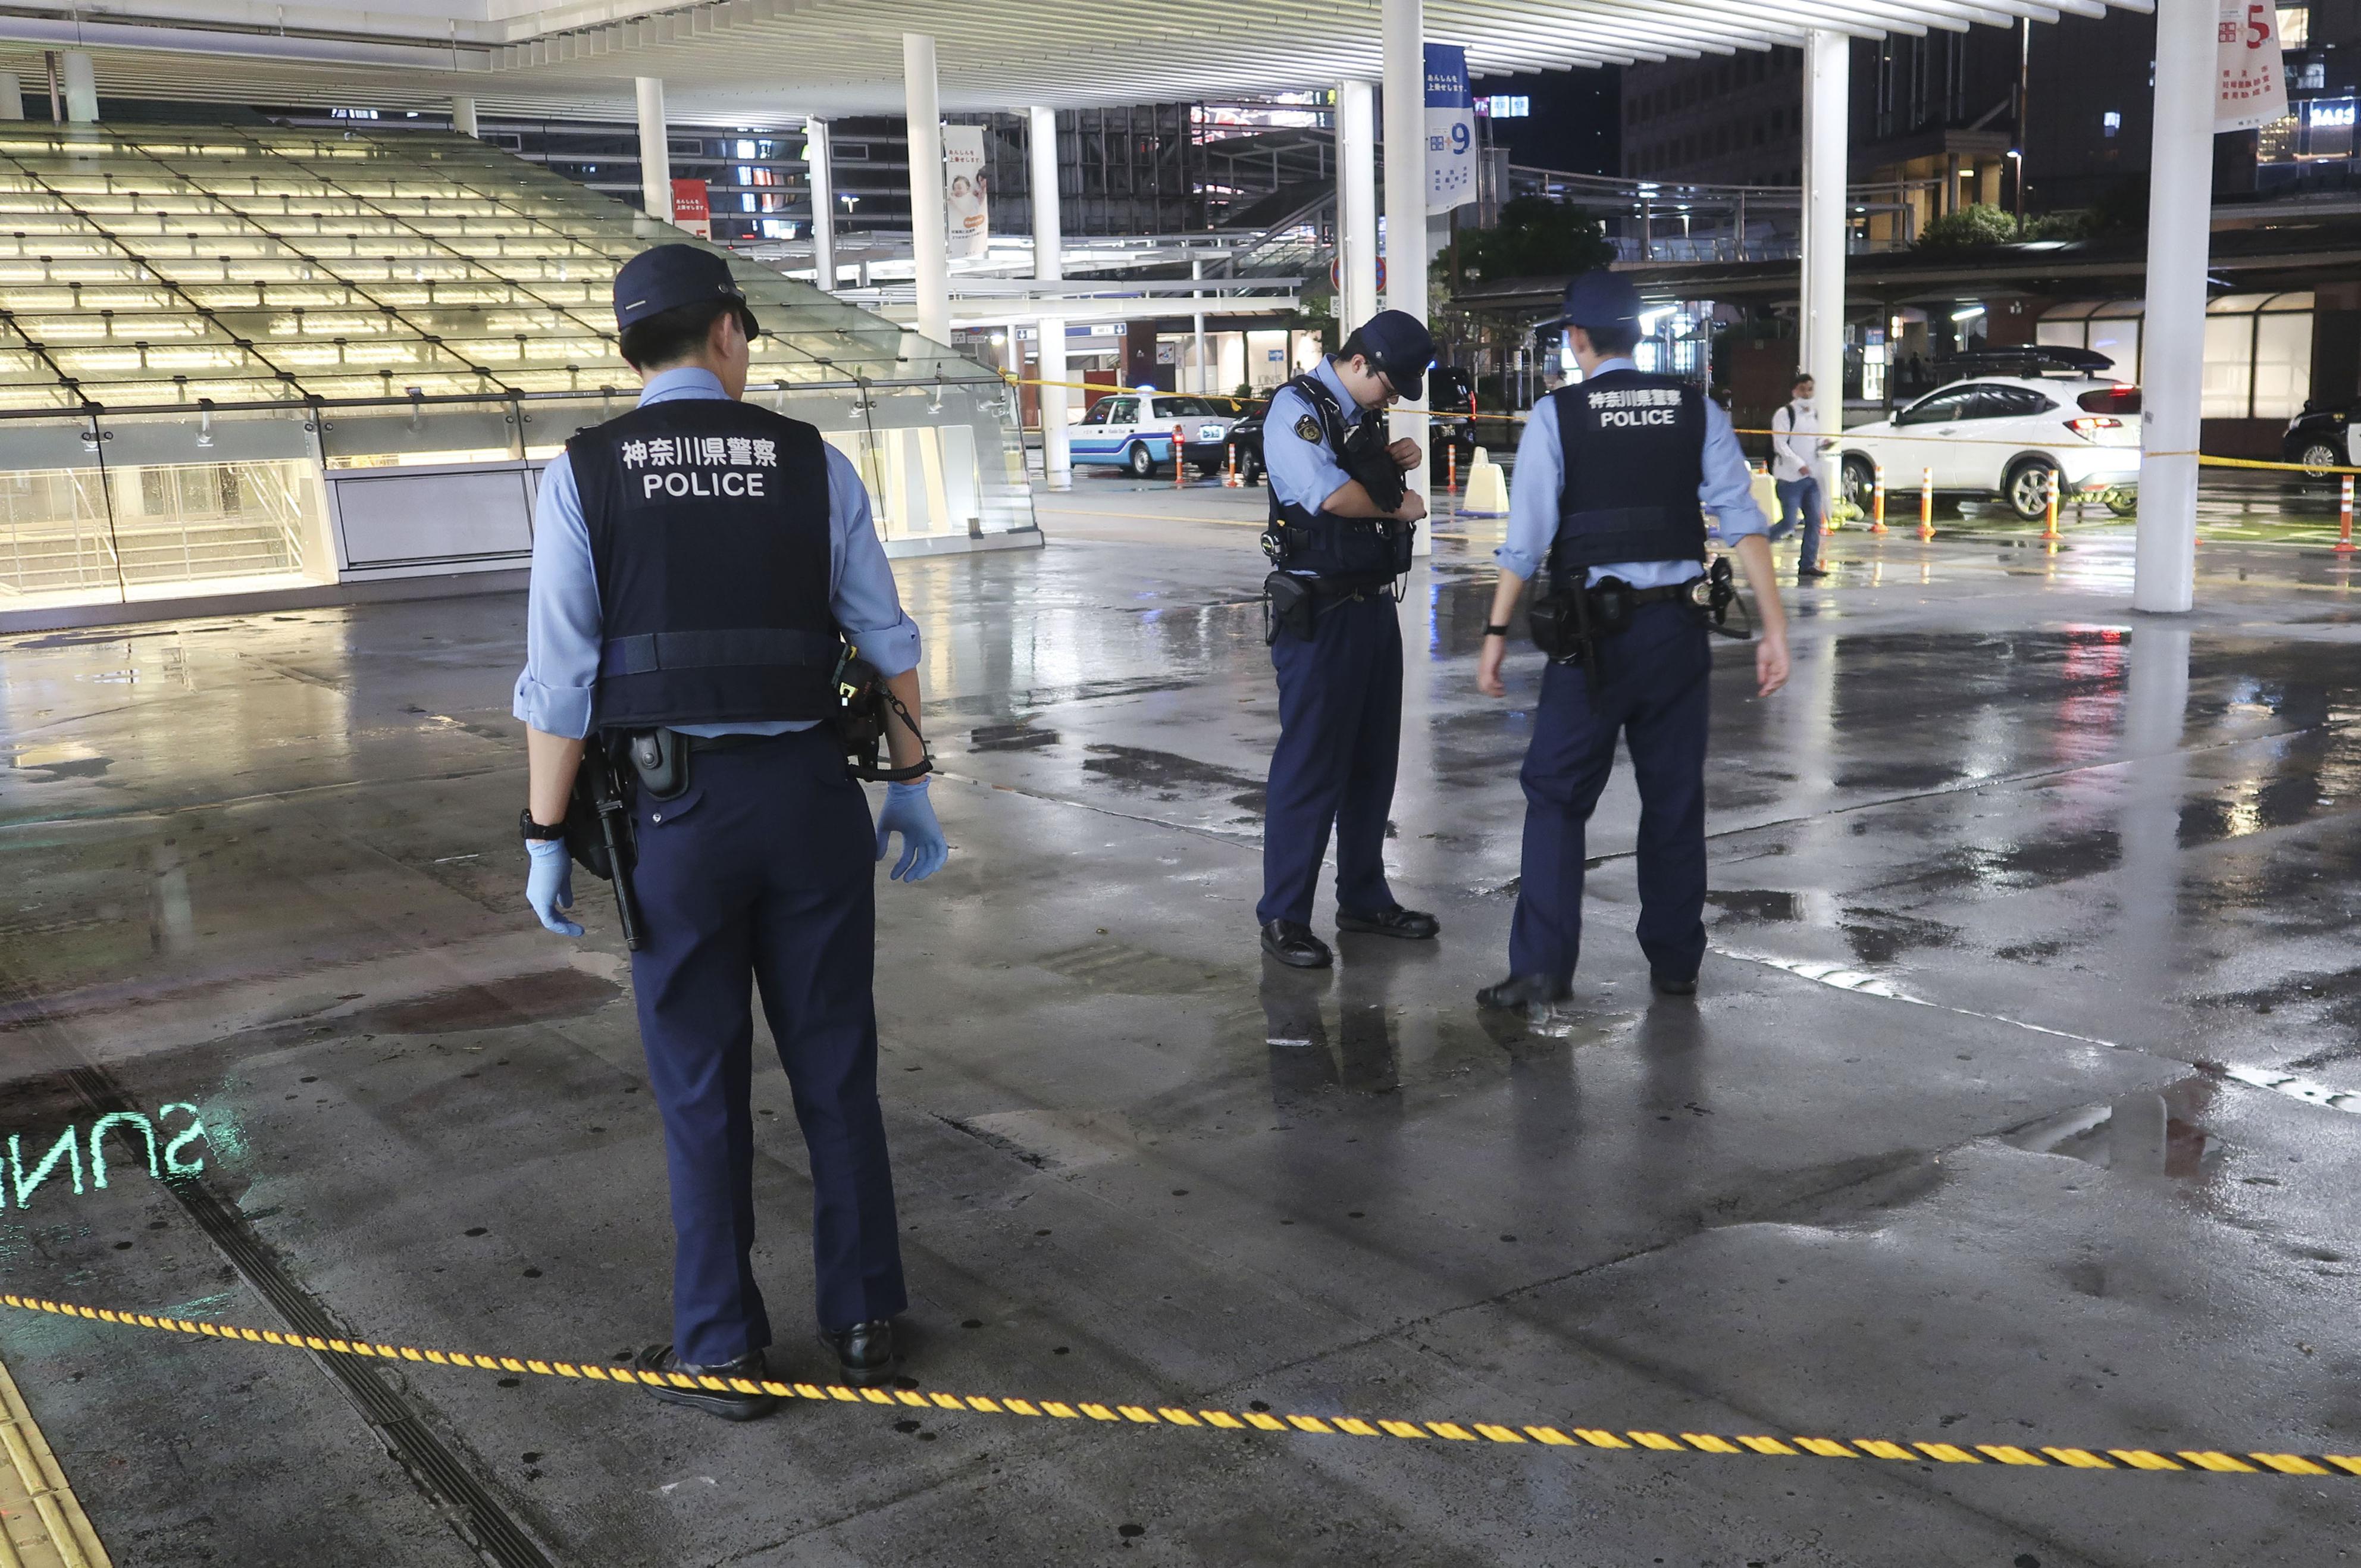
[1352, 308, 1434, 401]
[1556, 269, 1642, 330]
[612, 243, 746, 332]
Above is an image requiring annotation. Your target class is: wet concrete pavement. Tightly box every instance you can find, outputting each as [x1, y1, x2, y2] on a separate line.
[7, 487, 2361, 1564]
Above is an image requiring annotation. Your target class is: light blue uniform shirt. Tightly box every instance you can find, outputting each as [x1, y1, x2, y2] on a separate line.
[1498, 356, 1768, 590]
[512, 366, 921, 740]
[1263, 356, 1374, 543]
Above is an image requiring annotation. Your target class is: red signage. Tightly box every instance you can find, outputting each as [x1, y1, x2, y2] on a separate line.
[670, 178, 711, 238]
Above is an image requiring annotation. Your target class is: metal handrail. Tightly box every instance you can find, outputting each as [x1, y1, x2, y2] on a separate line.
[0, 370, 1009, 425]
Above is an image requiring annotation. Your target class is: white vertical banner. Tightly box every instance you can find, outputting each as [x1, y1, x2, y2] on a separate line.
[944, 124, 990, 259]
[2216, 0, 2288, 130]
[1424, 43, 1475, 214]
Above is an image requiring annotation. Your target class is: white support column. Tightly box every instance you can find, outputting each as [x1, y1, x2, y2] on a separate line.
[1190, 256, 1208, 394]
[450, 96, 479, 139]
[805, 117, 837, 292]
[903, 33, 950, 346]
[0, 75, 23, 122]
[1801, 31, 1849, 505]
[2134, 0, 2212, 614]
[1031, 105, 1071, 490]
[1381, 0, 1432, 539]
[635, 77, 671, 223]
[1336, 80, 1378, 336]
[60, 51, 95, 124]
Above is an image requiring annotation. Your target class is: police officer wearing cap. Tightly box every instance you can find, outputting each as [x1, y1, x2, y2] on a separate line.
[512, 244, 948, 1420]
[1472, 271, 1791, 1009]
[1255, 308, 1442, 969]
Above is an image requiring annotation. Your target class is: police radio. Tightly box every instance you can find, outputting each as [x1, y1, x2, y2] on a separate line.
[831, 641, 934, 784]
[1692, 555, 1751, 639]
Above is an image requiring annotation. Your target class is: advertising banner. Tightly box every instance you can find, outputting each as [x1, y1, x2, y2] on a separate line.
[669, 179, 711, 239]
[945, 125, 990, 259]
[2216, 1, 2288, 132]
[1425, 43, 1476, 215]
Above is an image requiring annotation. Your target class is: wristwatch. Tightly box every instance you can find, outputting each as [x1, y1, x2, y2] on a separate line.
[519, 808, 566, 842]
[1482, 622, 1513, 638]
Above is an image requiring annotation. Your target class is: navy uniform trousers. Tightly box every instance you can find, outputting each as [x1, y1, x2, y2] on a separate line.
[626, 728, 906, 1367]
[1257, 590, 1402, 927]
[1508, 599, 1712, 987]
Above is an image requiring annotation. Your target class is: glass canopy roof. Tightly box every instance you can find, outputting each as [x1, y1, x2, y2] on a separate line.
[0, 122, 989, 414]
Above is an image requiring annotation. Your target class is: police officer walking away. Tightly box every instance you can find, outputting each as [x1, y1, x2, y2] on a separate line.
[1473, 272, 1790, 1009]
[513, 245, 948, 1419]
[1257, 309, 1442, 969]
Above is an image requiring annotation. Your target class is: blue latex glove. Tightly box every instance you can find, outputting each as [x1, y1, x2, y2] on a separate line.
[525, 838, 584, 937]
[874, 779, 947, 883]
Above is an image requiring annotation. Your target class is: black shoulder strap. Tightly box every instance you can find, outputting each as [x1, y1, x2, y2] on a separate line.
[1283, 373, 1350, 454]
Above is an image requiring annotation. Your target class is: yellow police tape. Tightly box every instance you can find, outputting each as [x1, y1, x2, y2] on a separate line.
[991, 374, 2361, 475]
[4, 1292, 2353, 1478]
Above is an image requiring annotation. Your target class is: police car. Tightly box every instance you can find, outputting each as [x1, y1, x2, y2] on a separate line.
[1071, 388, 1242, 478]
[1836, 375, 2142, 521]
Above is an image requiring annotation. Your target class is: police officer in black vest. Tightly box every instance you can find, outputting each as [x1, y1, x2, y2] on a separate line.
[1255, 310, 1442, 969]
[1473, 271, 1790, 1009]
[513, 245, 947, 1419]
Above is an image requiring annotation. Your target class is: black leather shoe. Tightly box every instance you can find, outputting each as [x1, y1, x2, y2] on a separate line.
[821, 1319, 897, 1387]
[1260, 920, 1333, 969]
[634, 1344, 777, 1421]
[1476, 974, 1571, 1010]
[1651, 972, 1699, 996]
[1796, 567, 1830, 580]
[1337, 905, 1441, 940]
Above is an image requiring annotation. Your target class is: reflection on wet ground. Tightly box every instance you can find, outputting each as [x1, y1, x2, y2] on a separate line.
[11, 508, 2361, 1563]
[2005, 1075, 2230, 1184]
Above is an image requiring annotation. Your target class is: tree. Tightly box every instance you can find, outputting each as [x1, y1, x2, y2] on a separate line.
[1442, 196, 1616, 284]
[1914, 203, 2020, 251]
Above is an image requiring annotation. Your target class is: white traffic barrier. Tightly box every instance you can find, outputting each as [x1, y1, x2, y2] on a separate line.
[1462, 447, 1509, 516]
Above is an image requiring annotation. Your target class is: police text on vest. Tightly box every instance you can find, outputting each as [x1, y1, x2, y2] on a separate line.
[619, 433, 778, 499]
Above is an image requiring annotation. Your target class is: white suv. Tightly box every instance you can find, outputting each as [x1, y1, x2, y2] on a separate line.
[1837, 377, 2141, 521]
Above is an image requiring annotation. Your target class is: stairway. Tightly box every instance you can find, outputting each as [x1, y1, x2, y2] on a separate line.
[0, 515, 304, 597]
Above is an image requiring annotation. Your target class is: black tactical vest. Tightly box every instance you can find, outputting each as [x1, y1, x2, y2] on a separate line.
[570, 398, 838, 731]
[1264, 370, 1414, 587]
[1547, 368, 1709, 585]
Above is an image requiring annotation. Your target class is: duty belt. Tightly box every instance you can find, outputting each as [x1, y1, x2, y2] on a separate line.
[1528, 574, 1706, 693]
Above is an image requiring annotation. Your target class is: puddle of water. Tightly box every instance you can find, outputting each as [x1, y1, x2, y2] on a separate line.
[1705, 888, 1801, 922]
[2003, 1080, 2225, 1181]
[968, 722, 1061, 753]
[1081, 744, 1264, 805]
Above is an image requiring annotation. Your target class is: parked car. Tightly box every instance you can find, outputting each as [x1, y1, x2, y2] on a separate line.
[1426, 365, 1478, 480]
[1837, 377, 2141, 521]
[1071, 390, 1241, 478]
[1224, 403, 1267, 484]
[2284, 399, 2354, 475]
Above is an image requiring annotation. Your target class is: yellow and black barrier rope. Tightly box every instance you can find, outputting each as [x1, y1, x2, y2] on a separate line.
[991, 374, 2361, 474]
[5, 1291, 2355, 1478]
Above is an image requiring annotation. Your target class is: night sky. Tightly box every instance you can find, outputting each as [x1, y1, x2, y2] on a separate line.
[1471, 66, 1621, 176]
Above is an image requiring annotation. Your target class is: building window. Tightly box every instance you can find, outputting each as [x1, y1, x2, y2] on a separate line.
[2259, 112, 2300, 162]
[2102, 110, 2121, 137]
[2302, 60, 2327, 89]
[2279, 5, 2309, 47]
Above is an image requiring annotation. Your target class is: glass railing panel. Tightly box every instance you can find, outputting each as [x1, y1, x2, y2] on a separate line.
[317, 398, 522, 468]
[94, 405, 331, 600]
[0, 415, 121, 608]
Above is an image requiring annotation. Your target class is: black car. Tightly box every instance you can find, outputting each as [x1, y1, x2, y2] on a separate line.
[1225, 404, 1268, 485]
[1425, 366, 1479, 480]
[2284, 399, 2354, 476]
